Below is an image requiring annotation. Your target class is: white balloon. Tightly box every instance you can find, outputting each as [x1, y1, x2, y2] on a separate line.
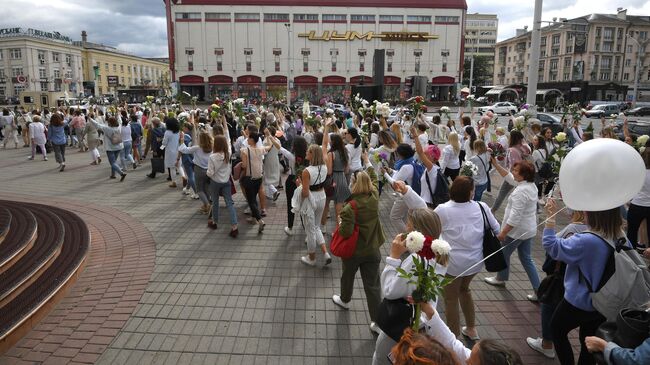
[559, 139, 646, 211]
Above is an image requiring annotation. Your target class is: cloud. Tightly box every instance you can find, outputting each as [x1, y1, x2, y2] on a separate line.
[2, 0, 168, 58]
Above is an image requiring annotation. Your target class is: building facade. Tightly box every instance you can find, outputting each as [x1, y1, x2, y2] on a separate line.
[0, 27, 83, 101]
[76, 32, 170, 99]
[165, 0, 468, 103]
[493, 9, 650, 105]
[464, 13, 498, 86]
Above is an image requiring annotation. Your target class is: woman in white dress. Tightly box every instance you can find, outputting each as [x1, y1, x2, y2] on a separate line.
[162, 118, 181, 188]
[28, 115, 47, 160]
[263, 126, 282, 201]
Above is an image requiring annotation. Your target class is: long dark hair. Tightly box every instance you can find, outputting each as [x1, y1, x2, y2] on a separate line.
[165, 118, 180, 133]
[464, 126, 477, 152]
[330, 134, 349, 166]
[477, 339, 523, 365]
[348, 128, 361, 148]
[396, 143, 415, 160]
[291, 136, 308, 168]
[509, 130, 525, 147]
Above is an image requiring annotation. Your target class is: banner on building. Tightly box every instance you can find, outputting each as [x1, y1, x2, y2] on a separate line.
[574, 34, 587, 54]
[573, 61, 585, 81]
[107, 75, 119, 87]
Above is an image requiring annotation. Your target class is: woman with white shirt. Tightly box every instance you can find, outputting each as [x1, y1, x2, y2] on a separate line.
[28, 115, 47, 161]
[463, 126, 478, 161]
[626, 148, 650, 248]
[469, 140, 491, 201]
[411, 126, 442, 208]
[484, 158, 540, 301]
[120, 117, 136, 170]
[439, 132, 461, 181]
[435, 176, 500, 339]
[568, 119, 584, 147]
[345, 127, 363, 174]
[179, 131, 214, 214]
[206, 135, 238, 238]
[281, 136, 309, 236]
[162, 118, 181, 188]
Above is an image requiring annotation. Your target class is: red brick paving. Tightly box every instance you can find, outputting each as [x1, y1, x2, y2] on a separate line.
[0, 194, 155, 364]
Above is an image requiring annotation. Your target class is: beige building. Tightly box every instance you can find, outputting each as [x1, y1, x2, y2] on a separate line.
[76, 31, 170, 100]
[493, 9, 650, 105]
[0, 27, 83, 101]
[465, 13, 498, 85]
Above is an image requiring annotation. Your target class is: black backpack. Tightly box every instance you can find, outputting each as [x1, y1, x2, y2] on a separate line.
[426, 168, 450, 209]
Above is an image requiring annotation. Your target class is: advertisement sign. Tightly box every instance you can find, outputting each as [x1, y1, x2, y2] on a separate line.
[573, 61, 584, 81]
[574, 34, 587, 54]
[107, 75, 119, 87]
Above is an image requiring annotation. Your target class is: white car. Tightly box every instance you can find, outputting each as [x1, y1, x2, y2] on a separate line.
[478, 102, 518, 115]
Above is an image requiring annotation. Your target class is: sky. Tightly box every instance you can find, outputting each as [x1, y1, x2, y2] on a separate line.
[3, 0, 650, 59]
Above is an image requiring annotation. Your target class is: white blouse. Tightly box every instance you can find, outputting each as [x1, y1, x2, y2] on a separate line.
[502, 173, 539, 240]
[439, 145, 461, 171]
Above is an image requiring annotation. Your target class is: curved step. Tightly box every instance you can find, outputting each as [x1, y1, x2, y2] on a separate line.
[0, 202, 89, 349]
[0, 204, 64, 307]
[0, 207, 11, 244]
[0, 205, 37, 274]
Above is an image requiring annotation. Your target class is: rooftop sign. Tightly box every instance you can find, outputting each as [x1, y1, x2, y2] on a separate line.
[0, 27, 72, 44]
[298, 31, 438, 41]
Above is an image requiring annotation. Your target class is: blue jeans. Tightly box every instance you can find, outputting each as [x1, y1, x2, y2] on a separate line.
[182, 160, 196, 191]
[541, 302, 557, 341]
[210, 180, 237, 226]
[496, 236, 541, 291]
[106, 150, 124, 176]
[473, 182, 489, 201]
[120, 141, 134, 168]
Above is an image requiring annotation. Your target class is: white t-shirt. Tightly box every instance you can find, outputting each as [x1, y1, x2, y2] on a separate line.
[346, 144, 362, 172]
[420, 165, 440, 204]
[631, 170, 650, 207]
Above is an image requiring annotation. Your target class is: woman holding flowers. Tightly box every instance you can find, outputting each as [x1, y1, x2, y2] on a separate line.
[491, 130, 531, 212]
[179, 130, 213, 212]
[484, 159, 540, 302]
[440, 132, 462, 181]
[206, 135, 238, 237]
[332, 154, 384, 330]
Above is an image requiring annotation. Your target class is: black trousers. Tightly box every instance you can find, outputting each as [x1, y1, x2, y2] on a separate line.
[444, 167, 460, 182]
[285, 174, 297, 229]
[242, 176, 263, 220]
[551, 298, 605, 365]
[627, 203, 650, 248]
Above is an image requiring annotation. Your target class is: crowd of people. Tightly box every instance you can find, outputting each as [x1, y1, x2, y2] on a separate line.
[1, 99, 649, 365]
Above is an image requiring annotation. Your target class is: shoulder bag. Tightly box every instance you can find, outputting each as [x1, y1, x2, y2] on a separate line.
[330, 200, 358, 259]
[478, 202, 508, 272]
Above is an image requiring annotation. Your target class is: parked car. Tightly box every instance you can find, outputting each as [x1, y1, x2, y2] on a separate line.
[624, 106, 650, 117]
[613, 120, 650, 140]
[478, 102, 518, 115]
[536, 112, 564, 135]
[584, 103, 620, 118]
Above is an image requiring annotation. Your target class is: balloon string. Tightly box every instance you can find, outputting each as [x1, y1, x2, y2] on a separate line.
[450, 204, 568, 281]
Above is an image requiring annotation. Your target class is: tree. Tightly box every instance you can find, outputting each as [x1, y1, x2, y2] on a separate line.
[462, 56, 492, 87]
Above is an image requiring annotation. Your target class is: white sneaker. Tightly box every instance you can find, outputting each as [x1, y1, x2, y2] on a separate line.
[370, 322, 380, 335]
[332, 294, 350, 310]
[182, 187, 191, 195]
[300, 256, 316, 266]
[191, 192, 200, 200]
[284, 227, 293, 236]
[526, 337, 555, 359]
[527, 293, 539, 302]
[484, 276, 506, 287]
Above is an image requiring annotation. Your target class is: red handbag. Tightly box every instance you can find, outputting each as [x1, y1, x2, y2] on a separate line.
[330, 200, 359, 259]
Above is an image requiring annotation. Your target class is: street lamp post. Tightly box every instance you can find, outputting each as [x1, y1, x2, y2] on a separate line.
[526, 0, 543, 107]
[284, 23, 292, 106]
[627, 35, 649, 108]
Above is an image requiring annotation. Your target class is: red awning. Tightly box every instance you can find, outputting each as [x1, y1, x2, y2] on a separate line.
[294, 75, 318, 85]
[265, 75, 287, 85]
[179, 75, 204, 84]
[322, 75, 346, 85]
[384, 76, 401, 85]
[208, 75, 233, 85]
[237, 75, 262, 84]
[431, 76, 455, 85]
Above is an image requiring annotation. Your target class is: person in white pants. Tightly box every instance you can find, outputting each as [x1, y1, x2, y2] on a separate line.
[28, 115, 47, 160]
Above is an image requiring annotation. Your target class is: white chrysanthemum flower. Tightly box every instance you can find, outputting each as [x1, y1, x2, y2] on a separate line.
[326, 108, 334, 114]
[637, 135, 649, 146]
[405, 231, 425, 253]
[431, 239, 451, 256]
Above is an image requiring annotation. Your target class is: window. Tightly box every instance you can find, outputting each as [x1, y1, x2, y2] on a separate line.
[435, 16, 459, 23]
[235, 13, 260, 21]
[351, 15, 375, 23]
[215, 48, 224, 71]
[322, 14, 346, 22]
[66, 54, 72, 66]
[113, 64, 116, 72]
[564, 72, 571, 81]
[566, 45, 573, 53]
[11, 67, 23, 77]
[54, 81, 61, 92]
[53, 69, 60, 78]
[602, 42, 612, 52]
[407, 15, 431, 23]
[40, 82, 48, 92]
[550, 59, 559, 71]
[39, 67, 46, 79]
[205, 12, 230, 21]
[273, 48, 281, 72]
[10, 49, 21, 59]
[186, 49, 194, 71]
[600, 72, 610, 80]
[552, 34, 560, 45]
[596, 27, 601, 37]
[540, 36, 547, 46]
[120, 65, 124, 72]
[0, 69, 5, 79]
[564, 57, 572, 68]
[628, 45, 634, 53]
[540, 50, 546, 57]
[51, 52, 59, 62]
[603, 27, 614, 40]
[264, 13, 289, 22]
[623, 73, 629, 80]
[104, 63, 109, 71]
[38, 50, 46, 65]
[301, 48, 310, 72]
[175, 12, 201, 20]
[379, 15, 403, 23]
[245, 48, 253, 72]
[442, 60, 447, 72]
[358, 49, 366, 72]
[640, 31, 648, 39]
[330, 48, 338, 72]
[294, 14, 318, 22]
[120, 77, 124, 84]
[625, 58, 632, 67]
[551, 48, 559, 56]
[601, 56, 611, 70]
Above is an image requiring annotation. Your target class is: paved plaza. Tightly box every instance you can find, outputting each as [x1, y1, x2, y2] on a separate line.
[0, 145, 573, 364]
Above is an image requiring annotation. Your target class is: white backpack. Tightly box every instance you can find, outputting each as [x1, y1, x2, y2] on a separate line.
[580, 232, 650, 322]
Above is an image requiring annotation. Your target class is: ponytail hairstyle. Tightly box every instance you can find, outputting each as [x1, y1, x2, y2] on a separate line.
[464, 126, 477, 152]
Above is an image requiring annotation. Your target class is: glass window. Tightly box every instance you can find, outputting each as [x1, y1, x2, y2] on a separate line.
[322, 14, 346, 22]
[351, 15, 375, 22]
[10, 49, 21, 59]
[52, 52, 59, 62]
[39, 67, 46, 79]
[205, 12, 230, 20]
[294, 14, 318, 21]
[38, 50, 46, 64]
[0, 50, 2, 60]
[12, 67, 23, 77]
[379, 15, 403, 22]
[175, 12, 201, 20]
[264, 13, 289, 21]
[407, 15, 431, 23]
[235, 13, 260, 20]
[435, 16, 459, 23]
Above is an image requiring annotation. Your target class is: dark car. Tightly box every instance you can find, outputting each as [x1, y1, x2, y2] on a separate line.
[613, 120, 650, 140]
[536, 112, 564, 135]
[624, 106, 650, 117]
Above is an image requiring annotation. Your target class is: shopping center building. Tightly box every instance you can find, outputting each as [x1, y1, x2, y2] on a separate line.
[164, 0, 468, 102]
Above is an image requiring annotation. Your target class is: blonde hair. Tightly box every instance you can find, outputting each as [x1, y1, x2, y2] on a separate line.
[496, 126, 505, 134]
[351, 170, 374, 195]
[390, 123, 404, 144]
[473, 139, 487, 154]
[407, 209, 448, 266]
[198, 132, 213, 153]
[447, 132, 461, 155]
[308, 144, 325, 166]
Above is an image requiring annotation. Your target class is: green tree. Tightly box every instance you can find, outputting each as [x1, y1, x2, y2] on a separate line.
[462, 56, 492, 87]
